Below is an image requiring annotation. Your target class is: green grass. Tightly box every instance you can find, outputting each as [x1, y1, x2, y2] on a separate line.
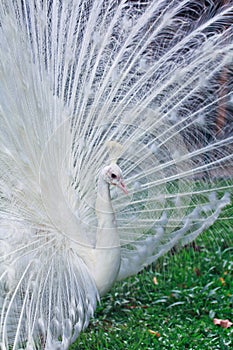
[71, 220, 233, 350]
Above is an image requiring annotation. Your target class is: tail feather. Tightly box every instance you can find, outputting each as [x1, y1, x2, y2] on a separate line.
[117, 192, 231, 280]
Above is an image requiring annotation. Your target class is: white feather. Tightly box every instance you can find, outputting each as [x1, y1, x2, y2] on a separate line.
[0, 0, 233, 349]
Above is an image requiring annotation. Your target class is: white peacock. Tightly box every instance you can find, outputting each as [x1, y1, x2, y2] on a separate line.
[0, 0, 232, 349]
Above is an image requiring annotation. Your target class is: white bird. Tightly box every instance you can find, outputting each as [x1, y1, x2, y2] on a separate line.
[0, 0, 232, 349]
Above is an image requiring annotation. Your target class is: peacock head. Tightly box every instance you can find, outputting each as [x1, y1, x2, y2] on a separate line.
[102, 163, 128, 194]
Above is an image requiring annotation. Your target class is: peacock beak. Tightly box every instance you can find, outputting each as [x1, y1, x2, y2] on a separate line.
[117, 180, 128, 195]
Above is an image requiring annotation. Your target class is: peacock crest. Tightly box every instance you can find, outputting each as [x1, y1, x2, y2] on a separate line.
[106, 140, 123, 164]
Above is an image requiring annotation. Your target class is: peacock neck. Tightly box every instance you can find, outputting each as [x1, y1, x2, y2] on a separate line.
[95, 175, 119, 248]
[79, 174, 121, 296]
[96, 175, 112, 208]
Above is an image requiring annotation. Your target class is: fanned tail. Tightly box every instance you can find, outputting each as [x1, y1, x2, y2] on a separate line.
[0, 0, 233, 349]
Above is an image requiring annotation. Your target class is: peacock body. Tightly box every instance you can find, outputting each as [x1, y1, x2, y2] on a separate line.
[0, 0, 232, 349]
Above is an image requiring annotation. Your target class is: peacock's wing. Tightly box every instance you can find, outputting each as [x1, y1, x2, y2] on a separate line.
[0, 221, 98, 348]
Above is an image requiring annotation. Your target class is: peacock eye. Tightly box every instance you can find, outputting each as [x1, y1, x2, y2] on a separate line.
[111, 173, 117, 179]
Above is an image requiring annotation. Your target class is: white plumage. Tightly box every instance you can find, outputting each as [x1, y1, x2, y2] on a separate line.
[0, 0, 232, 349]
